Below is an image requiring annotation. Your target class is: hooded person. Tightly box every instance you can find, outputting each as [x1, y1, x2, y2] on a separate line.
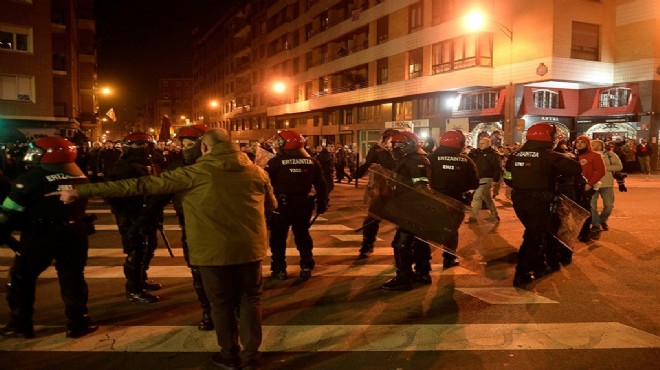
[574, 135, 606, 241]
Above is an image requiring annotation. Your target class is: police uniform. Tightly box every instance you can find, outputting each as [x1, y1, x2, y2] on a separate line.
[106, 133, 163, 303]
[266, 131, 327, 280]
[354, 141, 395, 258]
[0, 137, 97, 339]
[504, 124, 581, 286]
[428, 132, 479, 267]
[382, 130, 431, 291]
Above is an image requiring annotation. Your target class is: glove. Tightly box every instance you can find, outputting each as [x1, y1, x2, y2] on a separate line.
[618, 183, 627, 192]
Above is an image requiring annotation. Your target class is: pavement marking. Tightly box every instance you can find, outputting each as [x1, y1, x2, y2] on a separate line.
[0, 264, 477, 278]
[1, 322, 657, 352]
[93, 224, 182, 231]
[89, 223, 343, 231]
[0, 247, 395, 259]
[86, 209, 177, 214]
[309, 224, 353, 231]
[332, 235, 383, 242]
[457, 287, 559, 304]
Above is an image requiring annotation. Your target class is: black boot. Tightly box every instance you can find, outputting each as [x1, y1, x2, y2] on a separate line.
[66, 315, 99, 338]
[381, 277, 413, 291]
[126, 290, 159, 303]
[358, 243, 374, 259]
[198, 309, 214, 331]
[1, 318, 35, 339]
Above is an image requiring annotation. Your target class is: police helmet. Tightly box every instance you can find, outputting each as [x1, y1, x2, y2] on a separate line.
[177, 124, 209, 141]
[439, 130, 466, 149]
[272, 129, 306, 150]
[23, 136, 77, 164]
[390, 131, 421, 159]
[526, 123, 557, 142]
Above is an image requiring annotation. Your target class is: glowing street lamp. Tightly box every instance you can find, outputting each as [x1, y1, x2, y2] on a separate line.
[272, 81, 286, 94]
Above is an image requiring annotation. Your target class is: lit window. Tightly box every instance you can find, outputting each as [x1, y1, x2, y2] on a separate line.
[432, 34, 492, 74]
[409, 3, 423, 32]
[458, 91, 499, 111]
[599, 87, 631, 108]
[533, 89, 559, 109]
[409, 48, 423, 79]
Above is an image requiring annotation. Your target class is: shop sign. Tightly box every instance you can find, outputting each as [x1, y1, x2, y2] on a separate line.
[576, 116, 636, 124]
[385, 119, 429, 131]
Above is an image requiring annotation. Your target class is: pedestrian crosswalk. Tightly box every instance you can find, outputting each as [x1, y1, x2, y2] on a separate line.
[1, 202, 659, 361]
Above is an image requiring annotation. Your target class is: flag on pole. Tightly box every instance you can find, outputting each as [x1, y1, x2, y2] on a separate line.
[106, 108, 117, 122]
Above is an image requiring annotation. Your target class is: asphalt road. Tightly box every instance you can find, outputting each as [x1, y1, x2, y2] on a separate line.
[0, 173, 658, 370]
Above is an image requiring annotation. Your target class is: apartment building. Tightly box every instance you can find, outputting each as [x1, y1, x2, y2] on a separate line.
[156, 75, 193, 137]
[0, 0, 98, 141]
[192, 0, 659, 166]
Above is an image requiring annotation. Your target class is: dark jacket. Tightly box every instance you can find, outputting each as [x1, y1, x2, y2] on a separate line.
[78, 141, 277, 266]
[469, 146, 502, 181]
[428, 146, 479, 200]
[505, 140, 582, 191]
[355, 143, 395, 178]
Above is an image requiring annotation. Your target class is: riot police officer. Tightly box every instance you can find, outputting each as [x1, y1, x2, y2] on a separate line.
[381, 130, 432, 291]
[266, 130, 328, 280]
[0, 137, 97, 338]
[167, 125, 214, 330]
[106, 132, 162, 303]
[504, 123, 582, 287]
[428, 131, 479, 268]
[354, 129, 396, 259]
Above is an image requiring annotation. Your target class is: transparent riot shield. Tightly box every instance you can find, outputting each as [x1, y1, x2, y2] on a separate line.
[366, 165, 470, 256]
[254, 147, 275, 168]
[551, 194, 591, 252]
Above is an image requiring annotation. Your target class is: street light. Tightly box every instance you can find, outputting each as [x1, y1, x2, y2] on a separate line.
[464, 8, 515, 143]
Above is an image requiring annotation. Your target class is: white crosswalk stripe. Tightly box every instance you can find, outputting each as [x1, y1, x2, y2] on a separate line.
[1, 322, 658, 352]
[3, 209, 659, 360]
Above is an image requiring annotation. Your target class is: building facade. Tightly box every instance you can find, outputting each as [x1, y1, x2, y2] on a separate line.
[0, 0, 98, 141]
[192, 0, 660, 167]
[156, 75, 193, 139]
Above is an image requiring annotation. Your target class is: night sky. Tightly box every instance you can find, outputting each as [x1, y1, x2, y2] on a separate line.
[95, 0, 235, 120]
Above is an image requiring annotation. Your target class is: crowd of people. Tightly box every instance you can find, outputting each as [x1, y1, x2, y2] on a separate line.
[0, 124, 653, 369]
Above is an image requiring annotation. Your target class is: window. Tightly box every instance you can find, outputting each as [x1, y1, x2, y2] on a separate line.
[358, 106, 367, 122]
[409, 2, 423, 32]
[377, 58, 388, 85]
[458, 91, 499, 111]
[377, 16, 388, 44]
[431, 0, 457, 25]
[0, 74, 34, 101]
[293, 57, 300, 74]
[408, 48, 423, 79]
[0, 26, 30, 52]
[419, 96, 441, 117]
[395, 101, 413, 120]
[432, 33, 492, 74]
[533, 89, 559, 109]
[306, 51, 313, 70]
[571, 21, 599, 61]
[320, 11, 329, 31]
[599, 87, 631, 108]
[305, 23, 313, 40]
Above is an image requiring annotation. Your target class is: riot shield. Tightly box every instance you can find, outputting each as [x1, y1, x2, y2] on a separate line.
[366, 165, 470, 255]
[551, 194, 591, 252]
[254, 147, 275, 168]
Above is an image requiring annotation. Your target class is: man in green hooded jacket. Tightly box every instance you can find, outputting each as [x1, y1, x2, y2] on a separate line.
[50, 128, 277, 370]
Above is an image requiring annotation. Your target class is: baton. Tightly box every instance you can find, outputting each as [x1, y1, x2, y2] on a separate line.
[353, 217, 380, 233]
[158, 225, 174, 258]
[309, 212, 320, 227]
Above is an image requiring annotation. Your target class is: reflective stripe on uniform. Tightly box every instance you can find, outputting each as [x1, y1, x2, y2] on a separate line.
[411, 177, 429, 184]
[1, 197, 25, 212]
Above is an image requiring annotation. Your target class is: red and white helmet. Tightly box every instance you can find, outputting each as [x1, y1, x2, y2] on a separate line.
[439, 130, 466, 149]
[177, 124, 208, 140]
[526, 123, 557, 142]
[271, 130, 306, 150]
[24, 137, 77, 164]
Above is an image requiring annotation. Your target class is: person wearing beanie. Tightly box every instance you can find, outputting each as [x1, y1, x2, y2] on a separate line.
[428, 130, 479, 269]
[574, 135, 606, 241]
